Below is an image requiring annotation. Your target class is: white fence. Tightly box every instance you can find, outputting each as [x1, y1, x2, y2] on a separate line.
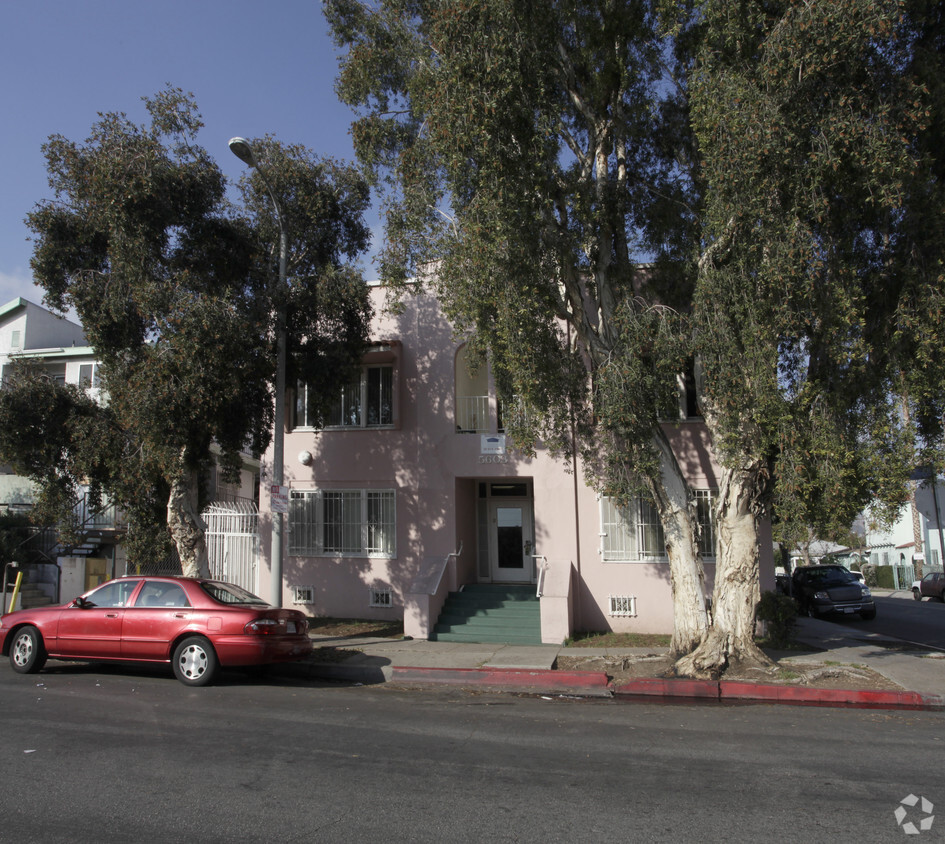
[205, 500, 259, 594]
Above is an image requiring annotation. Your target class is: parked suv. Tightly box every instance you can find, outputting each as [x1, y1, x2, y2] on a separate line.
[791, 565, 876, 620]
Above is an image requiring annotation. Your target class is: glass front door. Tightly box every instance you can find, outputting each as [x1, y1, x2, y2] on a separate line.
[489, 501, 534, 583]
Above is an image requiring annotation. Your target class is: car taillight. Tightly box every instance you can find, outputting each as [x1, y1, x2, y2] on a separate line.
[244, 618, 281, 634]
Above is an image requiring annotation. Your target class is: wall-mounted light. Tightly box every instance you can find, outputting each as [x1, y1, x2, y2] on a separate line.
[298, 450, 313, 466]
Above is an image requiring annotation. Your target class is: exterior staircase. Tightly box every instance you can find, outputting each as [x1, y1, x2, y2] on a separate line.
[430, 584, 542, 644]
[17, 582, 55, 609]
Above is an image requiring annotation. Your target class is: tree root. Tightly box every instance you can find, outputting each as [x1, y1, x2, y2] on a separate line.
[672, 630, 773, 680]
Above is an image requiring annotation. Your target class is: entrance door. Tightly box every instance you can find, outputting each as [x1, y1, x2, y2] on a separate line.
[489, 501, 534, 583]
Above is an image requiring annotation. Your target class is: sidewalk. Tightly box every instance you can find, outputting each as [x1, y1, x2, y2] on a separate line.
[278, 592, 945, 710]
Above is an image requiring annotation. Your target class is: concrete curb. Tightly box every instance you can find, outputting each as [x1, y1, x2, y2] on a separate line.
[296, 661, 945, 710]
[390, 666, 612, 695]
[612, 677, 945, 710]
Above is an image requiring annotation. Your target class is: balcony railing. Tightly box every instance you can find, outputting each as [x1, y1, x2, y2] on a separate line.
[75, 494, 127, 532]
[456, 395, 490, 433]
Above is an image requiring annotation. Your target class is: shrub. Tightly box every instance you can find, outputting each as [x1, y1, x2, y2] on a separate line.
[756, 590, 797, 649]
[873, 565, 896, 589]
[861, 563, 878, 587]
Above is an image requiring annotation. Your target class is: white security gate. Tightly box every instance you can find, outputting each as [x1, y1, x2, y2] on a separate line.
[204, 501, 259, 594]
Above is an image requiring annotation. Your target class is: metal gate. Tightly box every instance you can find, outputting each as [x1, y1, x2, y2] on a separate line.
[893, 564, 916, 591]
[204, 500, 259, 594]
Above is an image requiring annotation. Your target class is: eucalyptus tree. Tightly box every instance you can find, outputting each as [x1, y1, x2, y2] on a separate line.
[326, 0, 713, 656]
[671, 0, 945, 675]
[23, 88, 373, 576]
[327, 0, 945, 677]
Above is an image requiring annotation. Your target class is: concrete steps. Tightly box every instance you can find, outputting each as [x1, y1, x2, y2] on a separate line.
[431, 584, 541, 645]
[18, 583, 55, 609]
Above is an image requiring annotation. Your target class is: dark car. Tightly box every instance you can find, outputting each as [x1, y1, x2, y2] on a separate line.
[791, 564, 876, 620]
[912, 572, 945, 601]
[1, 576, 312, 686]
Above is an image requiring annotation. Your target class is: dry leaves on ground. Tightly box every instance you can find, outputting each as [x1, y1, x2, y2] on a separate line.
[555, 653, 904, 691]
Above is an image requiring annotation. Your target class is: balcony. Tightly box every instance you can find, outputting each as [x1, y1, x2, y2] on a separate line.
[456, 395, 490, 434]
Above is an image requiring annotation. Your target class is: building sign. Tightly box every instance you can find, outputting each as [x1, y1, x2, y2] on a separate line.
[481, 435, 506, 455]
[271, 484, 289, 514]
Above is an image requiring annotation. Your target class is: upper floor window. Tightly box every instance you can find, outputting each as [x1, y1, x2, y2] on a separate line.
[78, 363, 101, 389]
[456, 344, 490, 433]
[294, 364, 394, 430]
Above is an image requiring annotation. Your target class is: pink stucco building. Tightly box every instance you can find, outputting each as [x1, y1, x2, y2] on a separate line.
[261, 284, 773, 644]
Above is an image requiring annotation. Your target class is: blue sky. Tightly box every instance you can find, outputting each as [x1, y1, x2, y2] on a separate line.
[0, 0, 377, 307]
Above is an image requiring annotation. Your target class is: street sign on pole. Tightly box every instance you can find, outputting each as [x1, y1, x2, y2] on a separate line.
[270, 484, 288, 514]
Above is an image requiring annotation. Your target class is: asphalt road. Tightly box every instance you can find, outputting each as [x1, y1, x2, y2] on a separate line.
[1, 661, 942, 843]
[829, 593, 945, 649]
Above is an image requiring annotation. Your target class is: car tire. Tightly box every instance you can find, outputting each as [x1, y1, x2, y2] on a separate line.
[805, 604, 818, 619]
[914, 588, 922, 601]
[860, 608, 877, 621]
[172, 636, 218, 687]
[9, 625, 47, 674]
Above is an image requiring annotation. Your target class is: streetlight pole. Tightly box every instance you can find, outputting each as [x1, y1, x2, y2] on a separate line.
[229, 137, 287, 607]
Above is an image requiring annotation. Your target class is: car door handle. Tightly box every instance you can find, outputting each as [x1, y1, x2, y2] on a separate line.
[105, 612, 119, 618]
[174, 613, 188, 618]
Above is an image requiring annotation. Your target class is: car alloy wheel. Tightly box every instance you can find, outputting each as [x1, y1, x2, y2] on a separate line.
[172, 636, 218, 687]
[9, 625, 47, 674]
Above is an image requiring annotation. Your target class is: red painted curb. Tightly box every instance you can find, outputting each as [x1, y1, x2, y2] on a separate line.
[612, 678, 720, 699]
[391, 666, 610, 690]
[377, 665, 945, 709]
[719, 681, 941, 709]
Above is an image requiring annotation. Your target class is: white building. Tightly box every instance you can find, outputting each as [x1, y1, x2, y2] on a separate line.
[865, 477, 945, 578]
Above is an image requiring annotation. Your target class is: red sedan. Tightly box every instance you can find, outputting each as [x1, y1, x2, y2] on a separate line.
[1, 576, 312, 686]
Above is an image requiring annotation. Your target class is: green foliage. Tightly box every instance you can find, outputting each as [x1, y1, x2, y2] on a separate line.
[872, 565, 896, 589]
[327, 0, 945, 662]
[0, 365, 173, 565]
[687, 0, 945, 527]
[756, 590, 797, 649]
[327, 0, 696, 495]
[15, 87, 373, 561]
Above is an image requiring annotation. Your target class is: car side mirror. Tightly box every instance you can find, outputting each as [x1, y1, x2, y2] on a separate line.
[72, 596, 92, 609]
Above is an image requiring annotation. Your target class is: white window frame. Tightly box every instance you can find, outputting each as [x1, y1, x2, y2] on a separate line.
[293, 364, 394, 430]
[288, 489, 396, 558]
[693, 489, 717, 559]
[600, 490, 717, 562]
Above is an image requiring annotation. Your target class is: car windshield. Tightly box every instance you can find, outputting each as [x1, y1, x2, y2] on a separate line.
[200, 581, 269, 606]
[807, 568, 857, 586]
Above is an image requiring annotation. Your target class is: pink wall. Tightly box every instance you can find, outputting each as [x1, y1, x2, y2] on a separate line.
[259, 285, 773, 636]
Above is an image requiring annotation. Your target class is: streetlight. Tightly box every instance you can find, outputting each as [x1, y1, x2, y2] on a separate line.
[229, 137, 287, 608]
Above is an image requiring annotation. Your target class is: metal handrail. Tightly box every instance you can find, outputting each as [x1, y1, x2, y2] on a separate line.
[433, 542, 463, 595]
[533, 555, 549, 598]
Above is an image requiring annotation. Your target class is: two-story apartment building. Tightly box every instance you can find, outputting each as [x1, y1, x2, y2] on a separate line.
[266, 285, 775, 643]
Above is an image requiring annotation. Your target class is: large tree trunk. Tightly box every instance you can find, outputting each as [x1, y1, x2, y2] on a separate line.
[650, 433, 709, 657]
[167, 458, 210, 579]
[674, 462, 771, 678]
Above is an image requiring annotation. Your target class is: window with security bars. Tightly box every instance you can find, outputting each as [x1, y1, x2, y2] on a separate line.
[600, 497, 665, 562]
[289, 489, 396, 557]
[600, 491, 716, 562]
[369, 587, 393, 608]
[693, 490, 717, 558]
[293, 365, 393, 429]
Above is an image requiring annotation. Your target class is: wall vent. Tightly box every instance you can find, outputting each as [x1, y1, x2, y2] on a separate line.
[293, 586, 315, 605]
[608, 595, 637, 618]
[369, 587, 393, 608]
